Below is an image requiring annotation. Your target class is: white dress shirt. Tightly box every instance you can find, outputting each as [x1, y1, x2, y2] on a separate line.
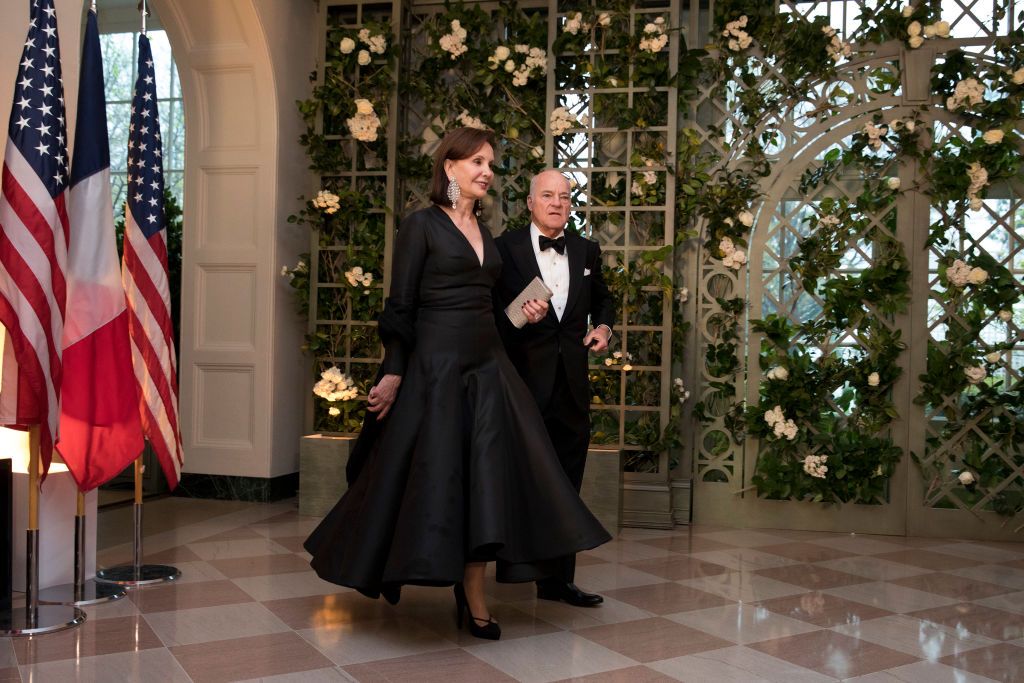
[530, 223, 570, 320]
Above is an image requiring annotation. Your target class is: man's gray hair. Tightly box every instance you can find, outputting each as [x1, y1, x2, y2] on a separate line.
[529, 169, 572, 198]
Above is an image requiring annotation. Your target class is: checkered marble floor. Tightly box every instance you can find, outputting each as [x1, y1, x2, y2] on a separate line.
[4, 498, 1024, 682]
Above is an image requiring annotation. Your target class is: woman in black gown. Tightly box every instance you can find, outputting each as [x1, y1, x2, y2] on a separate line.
[304, 127, 610, 640]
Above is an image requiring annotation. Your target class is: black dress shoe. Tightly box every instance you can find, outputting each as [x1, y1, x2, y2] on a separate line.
[536, 581, 603, 607]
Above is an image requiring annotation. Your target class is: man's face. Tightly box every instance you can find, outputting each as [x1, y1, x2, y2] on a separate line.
[528, 171, 571, 235]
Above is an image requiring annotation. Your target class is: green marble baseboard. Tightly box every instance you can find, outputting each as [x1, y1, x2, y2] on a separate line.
[173, 472, 299, 503]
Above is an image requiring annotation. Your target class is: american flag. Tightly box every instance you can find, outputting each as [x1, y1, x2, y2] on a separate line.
[0, 0, 69, 475]
[121, 33, 183, 488]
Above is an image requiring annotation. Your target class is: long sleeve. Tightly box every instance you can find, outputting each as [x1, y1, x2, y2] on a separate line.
[378, 212, 429, 376]
[589, 242, 615, 330]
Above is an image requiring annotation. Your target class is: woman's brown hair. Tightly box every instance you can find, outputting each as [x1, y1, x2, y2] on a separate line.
[428, 127, 497, 208]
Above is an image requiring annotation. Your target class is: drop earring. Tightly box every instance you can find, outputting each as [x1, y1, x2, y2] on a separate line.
[447, 177, 460, 210]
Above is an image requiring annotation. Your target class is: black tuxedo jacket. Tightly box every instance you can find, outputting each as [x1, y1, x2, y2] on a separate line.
[493, 228, 615, 412]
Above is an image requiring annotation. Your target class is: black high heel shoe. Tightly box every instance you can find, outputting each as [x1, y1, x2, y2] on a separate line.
[453, 582, 501, 640]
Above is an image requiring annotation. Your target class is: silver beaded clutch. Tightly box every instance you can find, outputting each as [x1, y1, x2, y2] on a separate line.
[504, 276, 554, 328]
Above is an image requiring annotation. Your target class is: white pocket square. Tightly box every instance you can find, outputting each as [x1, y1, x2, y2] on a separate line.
[583, 268, 592, 277]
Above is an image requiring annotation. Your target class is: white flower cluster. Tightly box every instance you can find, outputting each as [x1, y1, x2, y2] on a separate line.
[862, 122, 888, 150]
[722, 210, 754, 230]
[672, 377, 691, 403]
[676, 287, 689, 304]
[347, 99, 380, 142]
[312, 190, 341, 214]
[803, 454, 828, 479]
[764, 405, 798, 440]
[822, 25, 851, 62]
[766, 366, 789, 381]
[946, 258, 988, 287]
[344, 266, 374, 288]
[488, 44, 548, 87]
[721, 15, 751, 52]
[818, 214, 840, 228]
[550, 107, 588, 135]
[630, 157, 658, 197]
[966, 162, 989, 211]
[641, 17, 669, 53]
[964, 365, 987, 384]
[946, 78, 984, 110]
[457, 110, 487, 130]
[906, 19, 949, 48]
[718, 236, 747, 270]
[604, 350, 633, 371]
[280, 259, 307, 280]
[358, 28, 388, 54]
[313, 366, 358, 403]
[439, 19, 468, 60]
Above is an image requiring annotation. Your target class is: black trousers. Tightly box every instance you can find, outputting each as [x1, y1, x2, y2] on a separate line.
[537, 361, 591, 585]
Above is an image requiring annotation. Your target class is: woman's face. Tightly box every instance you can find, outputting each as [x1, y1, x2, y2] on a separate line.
[444, 143, 495, 202]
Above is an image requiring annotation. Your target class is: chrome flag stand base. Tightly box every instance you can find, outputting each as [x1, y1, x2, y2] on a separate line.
[0, 605, 86, 636]
[38, 579, 126, 606]
[39, 506, 127, 606]
[0, 529, 86, 636]
[95, 501, 180, 586]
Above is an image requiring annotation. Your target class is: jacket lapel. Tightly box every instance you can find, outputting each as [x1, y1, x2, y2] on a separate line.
[509, 228, 543, 283]
[562, 234, 585, 322]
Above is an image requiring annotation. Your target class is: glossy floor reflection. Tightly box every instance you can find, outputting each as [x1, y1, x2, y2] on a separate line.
[3, 497, 1024, 682]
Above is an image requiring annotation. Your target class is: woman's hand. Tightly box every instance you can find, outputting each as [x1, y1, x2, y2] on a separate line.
[522, 299, 549, 325]
[367, 374, 402, 420]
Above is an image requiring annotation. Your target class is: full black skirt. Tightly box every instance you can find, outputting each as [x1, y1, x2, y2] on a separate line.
[304, 308, 611, 601]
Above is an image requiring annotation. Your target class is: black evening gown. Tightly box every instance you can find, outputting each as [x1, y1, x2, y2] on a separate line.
[304, 205, 611, 601]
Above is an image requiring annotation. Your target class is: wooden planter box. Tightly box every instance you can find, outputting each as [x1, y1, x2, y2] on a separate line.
[299, 434, 355, 517]
[580, 447, 623, 537]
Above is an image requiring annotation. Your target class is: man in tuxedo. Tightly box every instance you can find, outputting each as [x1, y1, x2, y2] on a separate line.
[494, 169, 615, 607]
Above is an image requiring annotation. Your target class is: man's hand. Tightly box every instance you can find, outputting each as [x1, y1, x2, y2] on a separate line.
[584, 325, 611, 353]
[367, 374, 402, 420]
[522, 299, 549, 325]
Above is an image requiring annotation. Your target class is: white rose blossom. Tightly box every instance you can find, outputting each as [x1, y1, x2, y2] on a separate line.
[958, 470, 976, 486]
[1013, 68, 1024, 85]
[968, 267, 988, 285]
[340, 37, 356, 54]
[901, 5, 914, 18]
[862, 122, 888, 150]
[328, 407, 341, 417]
[982, 129, 1004, 145]
[803, 454, 829, 479]
[887, 177, 901, 190]
[722, 16, 751, 52]
[908, 35, 924, 48]
[907, 21, 922, 37]
[868, 372, 880, 387]
[677, 287, 689, 304]
[985, 351, 1002, 364]
[946, 259, 973, 287]
[998, 309, 1013, 322]
[564, 12, 590, 35]
[766, 366, 789, 381]
[764, 405, 785, 426]
[357, 50, 371, 66]
[964, 365, 987, 384]
[598, 12, 611, 27]
[822, 25, 852, 62]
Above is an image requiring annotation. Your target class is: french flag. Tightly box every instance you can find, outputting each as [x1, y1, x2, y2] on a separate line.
[57, 7, 144, 491]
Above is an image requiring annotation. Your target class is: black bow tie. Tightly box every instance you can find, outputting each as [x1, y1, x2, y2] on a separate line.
[538, 234, 565, 255]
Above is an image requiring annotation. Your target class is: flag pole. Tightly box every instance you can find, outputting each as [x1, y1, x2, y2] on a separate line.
[37, 489, 127, 606]
[94, 454, 179, 586]
[0, 427, 85, 635]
